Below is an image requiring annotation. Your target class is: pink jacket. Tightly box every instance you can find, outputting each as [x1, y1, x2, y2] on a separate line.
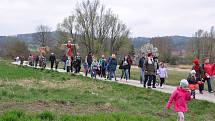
[166, 87, 191, 112]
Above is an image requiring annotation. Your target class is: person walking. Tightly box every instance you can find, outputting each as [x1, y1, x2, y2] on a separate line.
[138, 53, 145, 84]
[120, 56, 129, 82]
[157, 62, 168, 88]
[99, 55, 107, 78]
[91, 57, 98, 79]
[166, 79, 192, 121]
[49, 53, 56, 70]
[34, 55, 39, 68]
[153, 57, 159, 88]
[144, 53, 156, 88]
[108, 54, 117, 81]
[87, 52, 93, 77]
[192, 59, 204, 94]
[202, 58, 213, 93]
[75, 53, 82, 73]
[127, 55, 133, 79]
[66, 58, 71, 73]
[61, 54, 67, 70]
[187, 70, 197, 99]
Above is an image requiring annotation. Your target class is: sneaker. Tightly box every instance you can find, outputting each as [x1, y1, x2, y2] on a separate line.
[143, 85, 146, 88]
[209, 91, 214, 93]
[152, 86, 156, 88]
[160, 86, 164, 89]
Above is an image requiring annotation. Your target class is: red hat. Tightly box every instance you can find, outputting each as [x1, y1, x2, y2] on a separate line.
[192, 59, 199, 65]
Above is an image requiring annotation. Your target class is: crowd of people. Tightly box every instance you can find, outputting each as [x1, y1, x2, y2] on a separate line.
[15, 50, 215, 121]
[24, 51, 215, 94]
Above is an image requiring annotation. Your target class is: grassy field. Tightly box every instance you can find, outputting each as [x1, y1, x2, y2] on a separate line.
[0, 61, 215, 121]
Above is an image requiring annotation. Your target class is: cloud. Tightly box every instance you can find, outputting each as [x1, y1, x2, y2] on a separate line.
[0, 0, 214, 37]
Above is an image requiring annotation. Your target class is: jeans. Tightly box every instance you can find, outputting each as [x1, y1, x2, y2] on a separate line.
[139, 68, 144, 84]
[152, 75, 156, 87]
[128, 65, 131, 79]
[205, 78, 213, 92]
[85, 64, 92, 77]
[109, 71, 117, 81]
[121, 69, 128, 80]
[92, 69, 97, 78]
[144, 75, 153, 87]
[63, 61, 66, 70]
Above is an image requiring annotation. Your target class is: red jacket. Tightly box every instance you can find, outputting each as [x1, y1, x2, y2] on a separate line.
[166, 87, 191, 112]
[204, 63, 212, 77]
[211, 64, 215, 76]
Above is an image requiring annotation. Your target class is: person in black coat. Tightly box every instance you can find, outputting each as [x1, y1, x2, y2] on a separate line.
[49, 53, 56, 70]
[61, 54, 67, 70]
[127, 55, 133, 79]
[87, 52, 93, 77]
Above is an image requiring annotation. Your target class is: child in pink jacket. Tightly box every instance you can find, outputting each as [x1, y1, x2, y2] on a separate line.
[166, 79, 192, 121]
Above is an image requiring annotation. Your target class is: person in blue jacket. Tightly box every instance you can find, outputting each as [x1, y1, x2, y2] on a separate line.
[108, 54, 117, 81]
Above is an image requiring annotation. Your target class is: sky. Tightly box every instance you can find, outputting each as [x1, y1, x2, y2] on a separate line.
[0, 0, 215, 37]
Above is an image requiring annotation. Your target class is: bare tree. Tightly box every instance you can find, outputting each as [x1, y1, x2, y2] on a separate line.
[57, 0, 131, 56]
[150, 37, 172, 62]
[34, 25, 52, 47]
[189, 26, 215, 63]
[1, 37, 29, 59]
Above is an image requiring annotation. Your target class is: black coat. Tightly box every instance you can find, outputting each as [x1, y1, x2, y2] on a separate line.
[49, 55, 56, 62]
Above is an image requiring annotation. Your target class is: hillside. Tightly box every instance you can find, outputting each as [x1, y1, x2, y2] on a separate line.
[131, 36, 191, 50]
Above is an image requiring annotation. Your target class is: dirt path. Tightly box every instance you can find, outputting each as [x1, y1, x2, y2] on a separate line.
[12, 61, 215, 103]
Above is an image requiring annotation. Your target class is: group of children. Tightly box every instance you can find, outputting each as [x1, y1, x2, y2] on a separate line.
[83, 55, 108, 79]
[65, 54, 82, 73]
[28, 54, 47, 69]
[166, 57, 215, 121]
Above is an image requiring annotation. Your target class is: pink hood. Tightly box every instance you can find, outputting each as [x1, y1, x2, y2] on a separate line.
[166, 87, 191, 112]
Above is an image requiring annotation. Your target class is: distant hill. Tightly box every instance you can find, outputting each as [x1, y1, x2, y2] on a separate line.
[131, 35, 191, 50]
[1, 33, 191, 51]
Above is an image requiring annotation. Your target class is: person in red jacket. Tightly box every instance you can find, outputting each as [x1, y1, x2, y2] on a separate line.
[166, 79, 192, 121]
[211, 61, 215, 79]
[203, 58, 213, 93]
[192, 59, 204, 94]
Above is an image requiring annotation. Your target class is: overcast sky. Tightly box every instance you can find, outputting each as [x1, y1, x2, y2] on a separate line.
[0, 0, 215, 37]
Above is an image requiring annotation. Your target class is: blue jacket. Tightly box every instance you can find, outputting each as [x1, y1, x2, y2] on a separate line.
[138, 57, 145, 69]
[108, 58, 117, 71]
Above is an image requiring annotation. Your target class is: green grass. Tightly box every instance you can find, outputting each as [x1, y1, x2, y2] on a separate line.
[0, 61, 215, 121]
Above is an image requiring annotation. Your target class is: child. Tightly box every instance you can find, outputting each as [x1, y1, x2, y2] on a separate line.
[83, 62, 88, 76]
[66, 58, 71, 73]
[166, 79, 192, 121]
[91, 59, 98, 79]
[187, 70, 197, 99]
[157, 62, 168, 88]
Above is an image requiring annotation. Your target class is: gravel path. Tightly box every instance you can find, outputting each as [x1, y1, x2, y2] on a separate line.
[12, 61, 215, 103]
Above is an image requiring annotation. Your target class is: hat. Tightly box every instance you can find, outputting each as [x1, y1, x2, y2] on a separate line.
[190, 70, 196, 74]
[192, 59, 199, 65]
[180, 79, 188, 88]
